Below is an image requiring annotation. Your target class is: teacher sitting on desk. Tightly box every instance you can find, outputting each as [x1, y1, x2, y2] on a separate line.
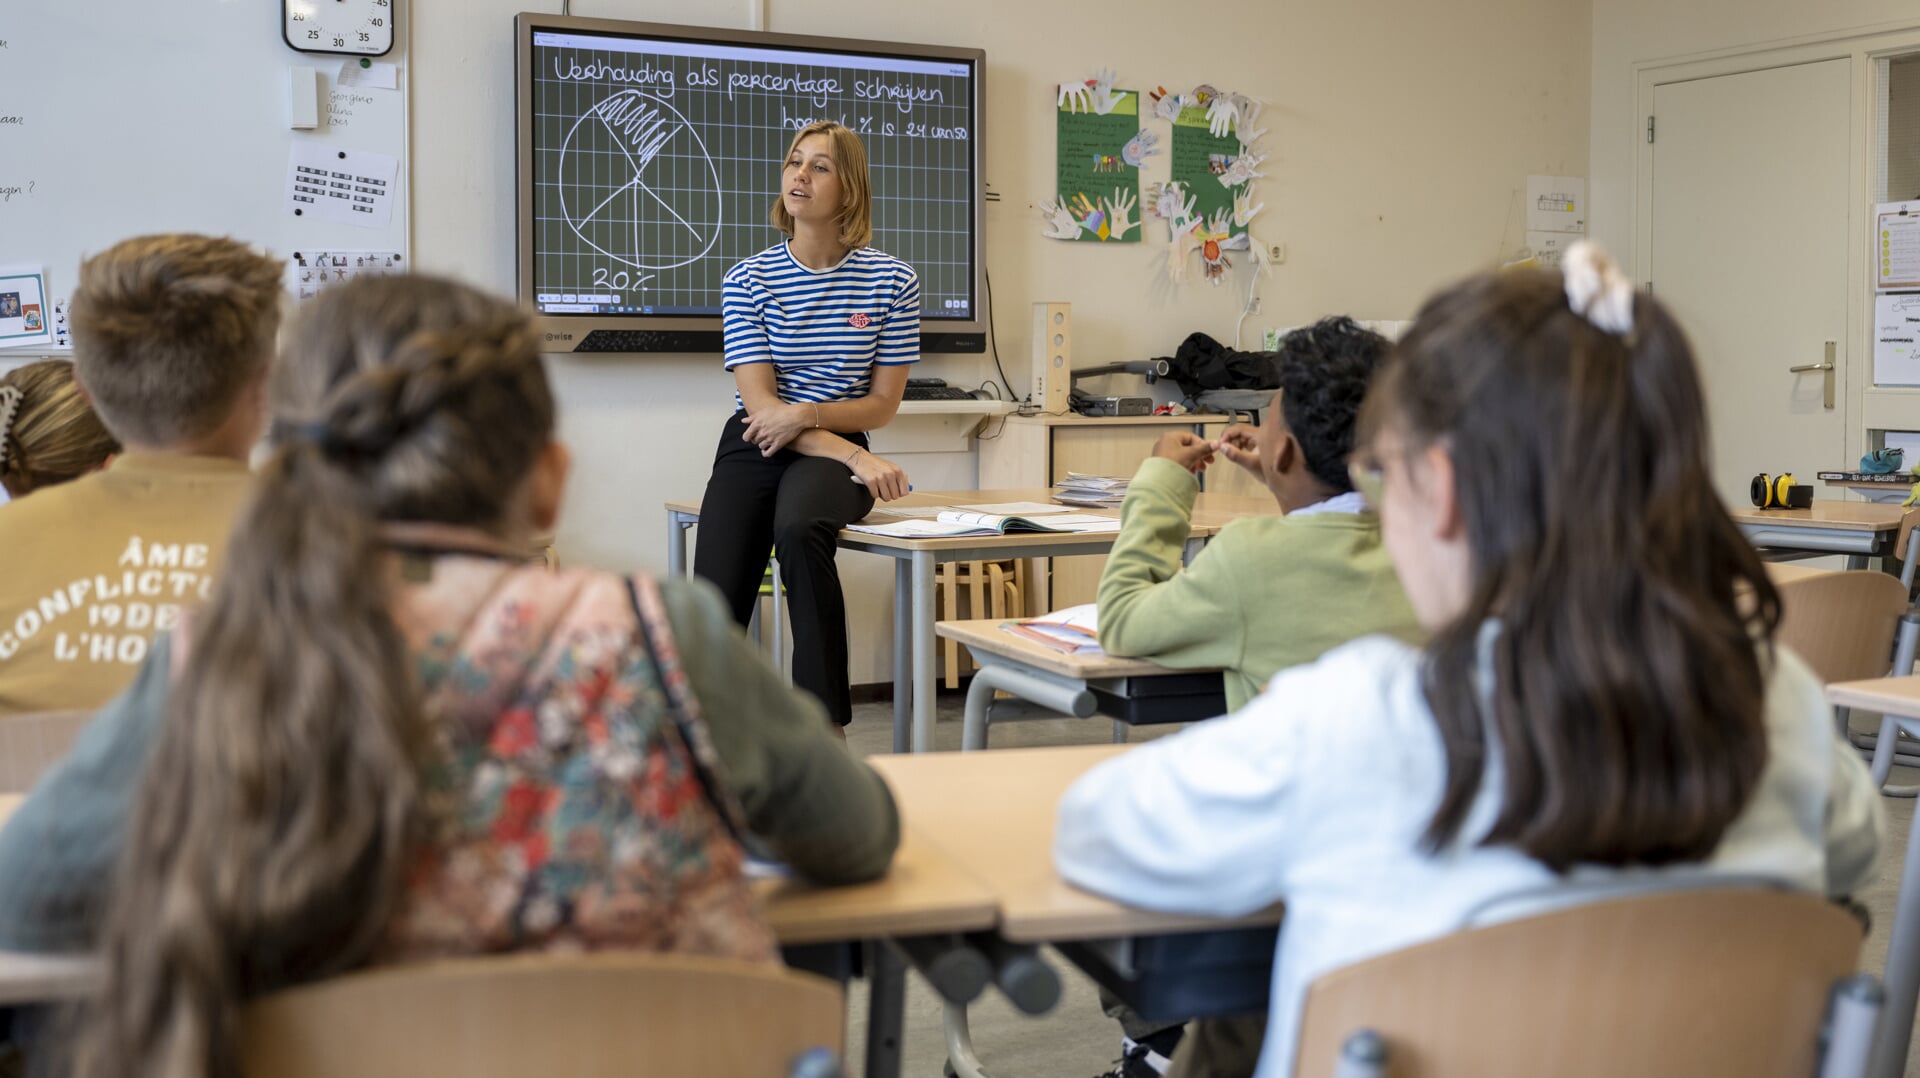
[695, 121, 917, 733]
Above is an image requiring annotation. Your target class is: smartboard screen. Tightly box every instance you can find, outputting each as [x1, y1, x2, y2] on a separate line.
[524, 24, 979, 323]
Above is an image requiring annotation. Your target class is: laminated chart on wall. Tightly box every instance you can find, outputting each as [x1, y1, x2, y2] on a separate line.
[1878, 201, 1920, 292]
[1046, 78, 1143, 243]
[1876, 293, 1920, 385]
[0, 266, 52, 351]
[286, 250, 406, 301]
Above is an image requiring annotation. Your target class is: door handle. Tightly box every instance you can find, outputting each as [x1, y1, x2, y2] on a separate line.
[1787, 341, 1837, 410]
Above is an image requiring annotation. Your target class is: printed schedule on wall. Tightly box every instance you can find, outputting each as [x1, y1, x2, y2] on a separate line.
[528, 29, 977, 319]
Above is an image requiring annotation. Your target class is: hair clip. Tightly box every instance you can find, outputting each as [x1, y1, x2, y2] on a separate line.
[0, 385, 21, 471]
[1562, 240, 1635, 337]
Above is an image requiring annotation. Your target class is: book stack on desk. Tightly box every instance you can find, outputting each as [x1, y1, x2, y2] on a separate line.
[1817, 470, 1914, 486]
[1054, 473, 1130, 508]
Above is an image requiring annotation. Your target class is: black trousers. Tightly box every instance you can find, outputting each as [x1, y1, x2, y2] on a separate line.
[693, 412, 874, 725]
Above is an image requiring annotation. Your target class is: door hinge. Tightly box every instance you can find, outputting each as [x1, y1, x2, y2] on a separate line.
[1647, 116, 1655, 143]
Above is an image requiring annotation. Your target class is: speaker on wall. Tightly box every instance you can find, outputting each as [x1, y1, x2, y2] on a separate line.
[1032, 302, 1071, 414]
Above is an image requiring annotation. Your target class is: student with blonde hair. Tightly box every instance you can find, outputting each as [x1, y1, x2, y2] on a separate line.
[0, 274, 896, 1078]
[1056, 244, 1883, 1078]
[695, 120, 919, 731]
[0, 234, 281, 716]
[0, 360, 119, 502]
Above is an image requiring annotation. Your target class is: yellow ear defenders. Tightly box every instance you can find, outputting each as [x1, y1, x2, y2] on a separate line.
[1750, 472, 1797, 509]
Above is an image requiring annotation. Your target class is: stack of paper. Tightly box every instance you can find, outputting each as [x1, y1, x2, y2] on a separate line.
[1001, 603, 1103, 654]
[1054, 473, 1130, 508]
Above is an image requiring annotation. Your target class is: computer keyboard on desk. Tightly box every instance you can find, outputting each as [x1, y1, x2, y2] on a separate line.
[902, 384, 978, 401]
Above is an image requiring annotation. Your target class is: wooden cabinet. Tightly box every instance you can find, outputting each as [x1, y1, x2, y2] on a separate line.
[979, 414, 1270, 609]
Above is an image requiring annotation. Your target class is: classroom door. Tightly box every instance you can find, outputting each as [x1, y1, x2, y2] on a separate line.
[1649, 59, 1851, 508]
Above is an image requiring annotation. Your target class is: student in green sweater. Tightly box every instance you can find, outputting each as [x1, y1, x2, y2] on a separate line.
[1093, 316, 1422, 1078]
[1099, 316, 1422, 713]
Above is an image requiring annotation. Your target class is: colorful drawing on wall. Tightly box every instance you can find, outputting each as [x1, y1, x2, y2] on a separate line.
[1046, 74, 1145, 243]
[1160, 85, 1266, 284]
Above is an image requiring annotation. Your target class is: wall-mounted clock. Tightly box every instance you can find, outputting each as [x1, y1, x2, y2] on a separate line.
[283, 0, 395, 57]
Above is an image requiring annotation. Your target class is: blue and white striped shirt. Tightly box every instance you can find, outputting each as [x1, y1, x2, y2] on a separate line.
[722, 243, 920, 408]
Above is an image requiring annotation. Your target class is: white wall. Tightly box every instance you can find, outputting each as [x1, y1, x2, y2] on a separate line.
[1589, 0, 1920, 260]
[414, 0, 1591, 682]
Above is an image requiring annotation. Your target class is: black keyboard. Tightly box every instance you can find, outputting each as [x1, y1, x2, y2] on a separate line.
[902, 384, 977, 401]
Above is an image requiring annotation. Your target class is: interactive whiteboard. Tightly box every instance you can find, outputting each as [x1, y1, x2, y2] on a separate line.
[515, 14, 986, 353]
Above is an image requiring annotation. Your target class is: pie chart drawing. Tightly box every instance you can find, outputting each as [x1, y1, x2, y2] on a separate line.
[559, 90, 723, 272]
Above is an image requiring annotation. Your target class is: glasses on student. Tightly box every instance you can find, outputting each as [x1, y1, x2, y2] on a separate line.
[1348, 460, 1385, 508]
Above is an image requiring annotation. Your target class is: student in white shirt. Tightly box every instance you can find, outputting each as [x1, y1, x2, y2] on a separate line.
[1054, 242, 1884, 1078]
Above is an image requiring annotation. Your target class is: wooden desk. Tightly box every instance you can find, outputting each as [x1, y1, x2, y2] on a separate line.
[1730, 501, 1918, 570]
[1826, 676, 1920, 1078]
[0, 794, 993, 1078]
[755, 826, 996, 946]
[665, 489, 1270, 753]
[935, 619, 1224, 750]
[867, 746, 1283, 944]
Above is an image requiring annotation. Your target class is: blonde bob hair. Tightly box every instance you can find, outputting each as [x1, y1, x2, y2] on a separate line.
[769, 121, 873, 249]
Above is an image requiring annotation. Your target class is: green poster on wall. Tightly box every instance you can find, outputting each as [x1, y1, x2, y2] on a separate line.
[1052, 90, 1142, 243]
[1170, 104, 1246, 243]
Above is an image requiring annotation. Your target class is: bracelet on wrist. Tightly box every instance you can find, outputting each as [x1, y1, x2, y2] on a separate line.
[845, 446, 863, 466]
[812, 403, 821, 429]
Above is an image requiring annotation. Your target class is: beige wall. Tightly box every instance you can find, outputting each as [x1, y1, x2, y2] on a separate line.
[1589, 0, 1920, 259]
[414, 0, 1591, 682]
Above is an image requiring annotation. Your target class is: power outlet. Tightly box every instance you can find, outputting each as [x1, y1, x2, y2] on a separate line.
[1268, 243, 1287, 264]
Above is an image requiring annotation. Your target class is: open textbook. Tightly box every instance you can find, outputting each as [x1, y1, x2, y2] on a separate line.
[846, 510, 1122, 539]
[1001, 603, 1103, 654]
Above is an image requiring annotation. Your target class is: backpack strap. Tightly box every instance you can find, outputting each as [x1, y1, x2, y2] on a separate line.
[626, 573, 751, 839]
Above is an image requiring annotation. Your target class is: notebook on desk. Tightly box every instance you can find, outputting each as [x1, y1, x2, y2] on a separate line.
[846, 510, 1122, 539]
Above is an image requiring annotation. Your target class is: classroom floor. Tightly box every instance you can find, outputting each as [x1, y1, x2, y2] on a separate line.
[838, 696, 1920, 1078]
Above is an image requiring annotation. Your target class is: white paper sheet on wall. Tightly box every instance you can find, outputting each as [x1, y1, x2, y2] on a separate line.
[285, 145, 399, 229]
[286, 249, 405, 301]
[1877, 293, 1920, 385]
[1523, 230, 1574, 267]
[1526, 175, 1586, 234]
[1877, 201, 1920, 292]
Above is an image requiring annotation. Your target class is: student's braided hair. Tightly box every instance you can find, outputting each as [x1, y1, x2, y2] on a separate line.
[74, 275, 554, 1078]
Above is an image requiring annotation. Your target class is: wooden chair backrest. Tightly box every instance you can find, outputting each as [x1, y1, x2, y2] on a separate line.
[1775, 569, 1909, 683]
[240, 952, 844, 1078]
[1293, 888, 1863, 1078]
[0, 710, 92, 794]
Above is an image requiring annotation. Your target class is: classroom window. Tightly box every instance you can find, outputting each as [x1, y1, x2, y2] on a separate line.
[1877, 53, 1920, 203]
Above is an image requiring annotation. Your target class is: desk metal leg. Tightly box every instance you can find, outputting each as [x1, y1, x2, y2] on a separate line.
[865, 941, 906, 1078]
[666, 511, 693, 576]
[1850, 553, 1871, 571]
[1182, 535, 1204, 567]
[893, 559, 911, 755]
[943, 1001, 991, 1078]
[961, 661, 1096, 751]
[912, 550, 938, 752]
[1869, 726, 1920, 1078]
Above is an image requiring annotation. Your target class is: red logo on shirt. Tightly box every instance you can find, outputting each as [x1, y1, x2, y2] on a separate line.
[849, 313, 871, 329]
